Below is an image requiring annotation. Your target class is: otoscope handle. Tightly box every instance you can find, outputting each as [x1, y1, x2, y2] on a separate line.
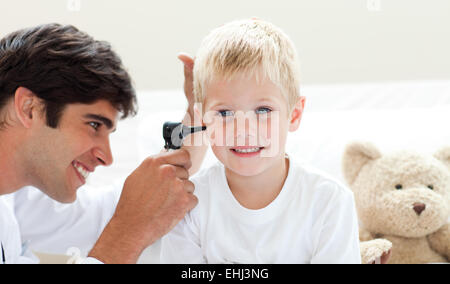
[163, 122, 206, 150]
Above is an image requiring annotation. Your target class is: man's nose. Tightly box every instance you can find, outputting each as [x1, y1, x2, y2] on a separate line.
[92, 139, 114, 167]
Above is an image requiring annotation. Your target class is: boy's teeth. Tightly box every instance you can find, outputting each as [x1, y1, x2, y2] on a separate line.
[233, 148, 261, 153]
[73, 162, 90, 179]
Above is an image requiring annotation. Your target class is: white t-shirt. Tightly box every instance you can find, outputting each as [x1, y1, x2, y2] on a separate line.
[1, 184, 121, 264]
[13, 185, 120, 256]
[0, 196, 38, 264]
[161, 157, 361, 264]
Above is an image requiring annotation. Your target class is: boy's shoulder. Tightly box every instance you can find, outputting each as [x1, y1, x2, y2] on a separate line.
[190, 162, 225, 195]
[289, 157, 353, 200]
[191, 162, 223, 183]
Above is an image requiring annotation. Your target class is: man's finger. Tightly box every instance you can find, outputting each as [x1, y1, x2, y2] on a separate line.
[186, 194, 198, 211]
[380, 250, 391, 264]
[174, 166, 189, 180]
[178, 53, 194, 82]
[178, 53, 194, 70]
[159, 149, 192, 170]
[182, 180, 195, 194]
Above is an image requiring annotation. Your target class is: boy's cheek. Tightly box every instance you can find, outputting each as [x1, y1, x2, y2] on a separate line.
[206, 120, 227, 146]
[256, 119, 272, 147]
[262, 115, 291, 157]
[260, 115, 288, 146]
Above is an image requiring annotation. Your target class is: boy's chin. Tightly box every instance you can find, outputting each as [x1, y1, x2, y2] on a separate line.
[215, 148, 284, 177]
[224, 160, 270, 177]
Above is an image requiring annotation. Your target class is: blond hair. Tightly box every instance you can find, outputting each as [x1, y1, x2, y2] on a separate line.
[194, 19, 301, 111]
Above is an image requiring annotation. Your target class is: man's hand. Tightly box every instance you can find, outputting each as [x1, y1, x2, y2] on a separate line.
[178, 53, 195, 111]
[178, 53, 208, 176]
[88, 149, 198, 264]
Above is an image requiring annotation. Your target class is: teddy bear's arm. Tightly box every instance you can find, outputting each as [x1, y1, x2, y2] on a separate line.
[428, 223, 450, 261]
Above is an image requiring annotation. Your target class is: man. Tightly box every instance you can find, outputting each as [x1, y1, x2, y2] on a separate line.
[0, 23, 205, 264]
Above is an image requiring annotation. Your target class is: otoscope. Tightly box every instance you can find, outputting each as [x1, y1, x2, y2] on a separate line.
[163, 122, 207, 150]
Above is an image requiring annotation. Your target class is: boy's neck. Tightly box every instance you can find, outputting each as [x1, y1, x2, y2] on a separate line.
[225, 155, 290, 210]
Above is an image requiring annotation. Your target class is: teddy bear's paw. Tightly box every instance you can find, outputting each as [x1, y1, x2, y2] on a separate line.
[360, 239, 393, 264]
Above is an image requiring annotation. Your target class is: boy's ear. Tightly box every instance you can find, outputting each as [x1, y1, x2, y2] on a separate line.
[288, 96, 306, 132]
[14, 87, 40, 129]
[342, 141, 382, 185]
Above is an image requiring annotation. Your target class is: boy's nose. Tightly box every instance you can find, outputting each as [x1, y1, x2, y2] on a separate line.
[233, 112, 258, 135]
[233, 114, 259, 145]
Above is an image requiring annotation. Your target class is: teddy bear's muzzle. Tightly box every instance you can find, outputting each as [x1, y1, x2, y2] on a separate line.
[413, 202, 426, 215]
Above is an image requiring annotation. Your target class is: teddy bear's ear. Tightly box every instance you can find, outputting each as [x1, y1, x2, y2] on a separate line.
[342, 141, 382, 185]
[434, 147, 450, 169]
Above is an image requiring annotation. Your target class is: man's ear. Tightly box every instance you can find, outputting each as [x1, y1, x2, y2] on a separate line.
[434, 146, 450, 170]
[14, 87, 40, 129]
[342, 141, 382, 186]
[288, 96, 306, 132]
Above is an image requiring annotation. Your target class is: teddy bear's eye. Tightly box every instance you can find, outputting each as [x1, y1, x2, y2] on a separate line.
[427, 185, 434, 190]
[395, 184, 403, 190]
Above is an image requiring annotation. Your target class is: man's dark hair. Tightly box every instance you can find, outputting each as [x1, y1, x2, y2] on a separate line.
[0, 23, 137, 128]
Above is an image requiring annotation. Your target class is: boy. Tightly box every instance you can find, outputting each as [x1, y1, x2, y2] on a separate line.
[161, 19, 361, 264]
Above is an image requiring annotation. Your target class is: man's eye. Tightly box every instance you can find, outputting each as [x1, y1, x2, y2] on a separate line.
[218, 110, 234, 117]
[255, 107, 272, 115]
[88, 122, 101, 131]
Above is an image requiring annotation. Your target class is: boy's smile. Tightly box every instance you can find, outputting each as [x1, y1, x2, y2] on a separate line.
[230, 146, 265, 157]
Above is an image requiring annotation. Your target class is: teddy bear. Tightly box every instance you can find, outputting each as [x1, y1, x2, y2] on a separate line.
[342, 141, 450, 264]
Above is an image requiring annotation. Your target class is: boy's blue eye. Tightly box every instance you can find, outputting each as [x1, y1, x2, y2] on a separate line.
[89, 122, 101, 131]
[255, 107, 272, 115]
[218, 110, 234, 117]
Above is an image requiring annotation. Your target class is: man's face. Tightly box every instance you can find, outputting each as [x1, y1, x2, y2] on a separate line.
[27, 100, 118, 203]
[202, 71, 296, 177]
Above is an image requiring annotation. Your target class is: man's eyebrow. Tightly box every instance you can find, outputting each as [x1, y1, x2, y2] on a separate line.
[84, 114, 115, 130]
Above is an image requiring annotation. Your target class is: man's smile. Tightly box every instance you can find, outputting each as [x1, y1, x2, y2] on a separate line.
[71, 160, 93, 182]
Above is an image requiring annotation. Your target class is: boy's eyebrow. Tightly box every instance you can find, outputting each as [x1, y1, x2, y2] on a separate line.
[257, 98, 278, 104]
[208, 102, 231, 109]
[208, 98, 278, 109]
[83, 114, 115, 131]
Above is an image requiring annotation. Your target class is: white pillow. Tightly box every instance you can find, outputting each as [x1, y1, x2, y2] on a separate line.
[287, 106, 450, 183]
[301, 80, 450, 111]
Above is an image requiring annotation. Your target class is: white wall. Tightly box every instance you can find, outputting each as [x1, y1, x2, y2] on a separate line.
[1, 0, 449, 90]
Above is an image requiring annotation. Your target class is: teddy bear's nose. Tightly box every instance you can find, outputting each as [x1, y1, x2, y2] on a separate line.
[413, 202, 426, 215]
